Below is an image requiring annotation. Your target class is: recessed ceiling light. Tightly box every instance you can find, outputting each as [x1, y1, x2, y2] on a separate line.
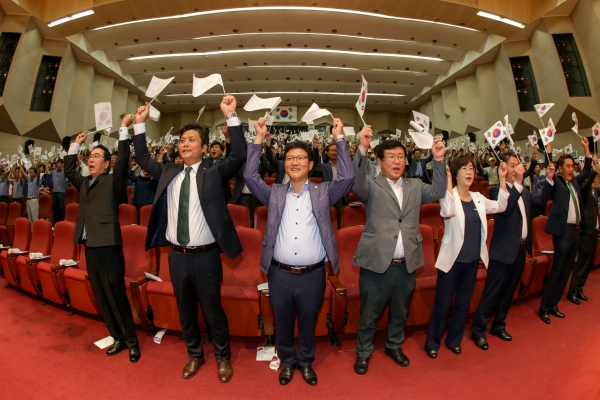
[49, 9, 95, 27]
[477, 11, 525, 28]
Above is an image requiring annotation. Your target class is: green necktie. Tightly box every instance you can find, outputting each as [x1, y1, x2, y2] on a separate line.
[177, 167, 192, 247]
[567, 182, 581, 225]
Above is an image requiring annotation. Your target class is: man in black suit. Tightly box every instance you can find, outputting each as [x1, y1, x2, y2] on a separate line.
[133, 95, 246, 382]
[535, 138, 592, 324]
[568, 155, 599, 304]
[471, 152, 548, 349]
[231, 152, 269, 225]
[64, 115, 140, 363]
[406, 143, 433, 183]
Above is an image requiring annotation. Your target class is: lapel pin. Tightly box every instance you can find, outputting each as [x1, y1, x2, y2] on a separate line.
[314, 186, 317, 188]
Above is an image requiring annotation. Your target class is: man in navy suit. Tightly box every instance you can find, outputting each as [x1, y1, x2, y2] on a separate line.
[471, 151, 549, 349]
[244, 118, 354, 386]
[534, 138, 592, 324]
[132, 95, 246, 382]
[406, 143, 433, 183]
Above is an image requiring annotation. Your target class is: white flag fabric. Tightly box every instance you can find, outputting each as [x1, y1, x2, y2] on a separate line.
[248, 119, 258, 133]
[274, 106, 298, 122]
[28, 144, 34, 154]
[195, 106, 206, 123]
[265, 115, 274, 126]
[34, 147, 42, 156]
[564, 143, 573, 155]
[149, 105, 161, 122]
[355, 75, 368, 117]
[395, 129, 402, 139]
[145, 76, 175, 99]
[192, 73, 224, 97]
[516, 146, 522, 155]
[528, 133, 539, 148]
[483, 121, 507, 148]
[538, 118, 556, 146]
[552, 149, 563, 157]
[411, 111, 430, 133]
[534, 103, 554, 119]
[409, 128, 434, 149]
[243, 94, 282, 113]
[94, 102, 113, 131]
[343, 127, 356, 137]
[369, 139, 380, 149]
[572, 112, 578, 134]
[301, 103, 332, 123]
[17, 145, 23, 155]
[593, 122, 600, 142]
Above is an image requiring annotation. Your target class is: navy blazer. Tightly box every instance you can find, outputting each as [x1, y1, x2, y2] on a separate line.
[406, 152, 433, 183]
[579, 170, 599, 235]
[488, 183, 543, 263]
[535, 156, 592, 236]
[132, 124, 246, 258]
[265, 146, 286, 184]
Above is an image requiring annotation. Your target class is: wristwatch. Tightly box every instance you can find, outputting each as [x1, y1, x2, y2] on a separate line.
[333, 135, 344, 143]
[225, 112, 238, 120]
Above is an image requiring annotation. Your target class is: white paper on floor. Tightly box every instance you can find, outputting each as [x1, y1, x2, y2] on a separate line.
[94, 336, 114, 349]
[154, 329, 167, 344]
[256, 346, 275, 361]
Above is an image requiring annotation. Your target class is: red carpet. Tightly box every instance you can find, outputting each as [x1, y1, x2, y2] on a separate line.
[1, 271, 600, 400]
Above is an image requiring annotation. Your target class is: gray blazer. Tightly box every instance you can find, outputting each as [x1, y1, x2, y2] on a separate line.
[351, 151, 447, 274]
[244, 140, 354, 274]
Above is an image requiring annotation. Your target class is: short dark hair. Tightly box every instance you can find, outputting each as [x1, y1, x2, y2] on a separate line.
[376, 140, 406, 160]
[556, 154, 574, 167]
[28, 167, 37, 174]
[111, 151, 118, 157]
[413, 148, 421, 155]
[180, 123, 209, 146]
[325, 143, 337, 153]
[56, 159, 64, 164]
[210, 141, 224, 152]
[95, 145, 111, 162]
[173, 151, 181, 160]
[284, 141, 313, 162]
[500, 151, 518, 164]
[450, 155, 476, 186]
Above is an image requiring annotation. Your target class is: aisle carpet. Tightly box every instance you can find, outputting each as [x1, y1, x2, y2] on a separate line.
[1, 271, 600, 400]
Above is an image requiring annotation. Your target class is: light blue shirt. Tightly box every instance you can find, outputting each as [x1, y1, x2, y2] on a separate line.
[49, 169, 66, 193]
[0, 178, 9, 196]
[273, 181, 326, 266]
[24, 175, 40, 197]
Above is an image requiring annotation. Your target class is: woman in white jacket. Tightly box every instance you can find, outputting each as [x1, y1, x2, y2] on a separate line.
[425, 154, 509, 359]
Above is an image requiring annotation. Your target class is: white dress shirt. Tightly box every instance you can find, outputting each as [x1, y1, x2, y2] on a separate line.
[273, 181, 326, 265]
[567, 181, 581, 224]
[386, 177, 405, 259]
[507, 181, 528, 240]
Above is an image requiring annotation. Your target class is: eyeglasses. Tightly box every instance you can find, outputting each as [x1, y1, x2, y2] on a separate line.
[460, 167, 475, 172]
[285, 156, 309, 163]
[383, 155, 405, 162]
[88, 154, 105, 161]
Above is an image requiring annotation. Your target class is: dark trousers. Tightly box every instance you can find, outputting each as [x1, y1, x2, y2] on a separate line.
[52, 192, 65, 223]
[268, 263, 325, 367]
[472, 244, 527, 338]
[569, 230, 598, 295]
[169, 247, 231, 360]
[85, 245, 138, 347]
[425, 260, 479, 350]
[541, 226, 580, 311]
[356, 262, 416, 358]
[237, 193, 261, 227]
[0, 195, 9, 203]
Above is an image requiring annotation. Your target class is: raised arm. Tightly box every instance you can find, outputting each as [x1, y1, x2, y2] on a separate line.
[421, 137, 448, 204]
[64, 132, 88, 189]
[131, 106, 165, 181]
[243, 119, 272, 206]
[112, 116, 133, 202]
[328, 118, 355, 206]
[575, 138, 592, 186]
[351, 125, 373, 203]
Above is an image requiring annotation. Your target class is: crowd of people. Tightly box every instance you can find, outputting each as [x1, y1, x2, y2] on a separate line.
[5, 94, 598, 387]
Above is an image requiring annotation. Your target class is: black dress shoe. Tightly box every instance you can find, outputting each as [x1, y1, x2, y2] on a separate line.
[549, 308, 565, 318]
[471, 334, 489, 350]
[354, 356, 369, 375]
[384, 347, 410, 367]
[279, 364, 296, 385]
[299, 365, 317, 386]
[106, 341, 127, 356]
[425, 349, 438, 359]
[539, 311, 551, 324]
[447, 345, 461, 355]
[567, 294, 581, 305]
[577, 291, 588, 301]
[129, 345, 141, 363]
[489, 329, 512, 341]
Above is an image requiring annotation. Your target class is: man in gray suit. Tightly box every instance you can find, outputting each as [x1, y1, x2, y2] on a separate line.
[245, 117, 354, 386]
[352, 127, 447, 374]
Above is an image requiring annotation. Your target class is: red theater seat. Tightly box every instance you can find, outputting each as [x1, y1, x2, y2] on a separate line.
[340, 204, 366, 228]
[407, 225, 438, 326]
[139, 204, 152, 227]
[38, 194, 53, 223]
[15, 220, 54, 297]
[264, 177, 275, 187]
[0, 218, 31, 287]
[0, 202, 22, 246]
[62, 246, 99, 314]
[420, 203, 443, 245]
[65, 187, 79, 205]
[227, 204, 251, 228]
[65, 203, 78, 223]
[253, 205, 268, 233]
[118, 204, 137, 225]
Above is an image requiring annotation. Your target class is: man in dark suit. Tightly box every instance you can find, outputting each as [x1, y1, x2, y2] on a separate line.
[568, 155, 599, 304]
[231, 153, 270, 224]
[132, 95, 246, 382]
[64, 115, 140, 363]
[244, 118, 354, 386]
[535, 138, 592, 324]
[406, 143, 433, 183]
[471, 151, 548, 349]
[205, 127, 232, 201]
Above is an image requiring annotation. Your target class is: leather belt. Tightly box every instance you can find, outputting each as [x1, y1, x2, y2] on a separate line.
[520, 239, 527, 245]
[80, 239, 89, 247]
[27, 197, 37, 200]
[391, 258, 406, 265]
[271, 259, 325, 274]
[567, 223, 580, 229]
[170, 242, 218, 254]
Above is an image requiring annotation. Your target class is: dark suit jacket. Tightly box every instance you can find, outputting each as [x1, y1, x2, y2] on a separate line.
[265, 146, 286, 184]
[579, 170, 598, 235]
[313, 147, 350, 204]
[231, 156, 269, 204]
[65, 140, 129, 247]
[488, 182, 546, 263]
[205, 143, 232, 200]
[406, 152, 433, 183]
[535, 156, 592, 236]
[133, 125, 246, 258]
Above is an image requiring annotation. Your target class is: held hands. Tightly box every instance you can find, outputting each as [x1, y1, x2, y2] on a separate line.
[253, 118, 268, 144]
[515, 163, 525, 184]
[582, 136, 590, 157]
[593, 154, 598, 168]
[136, 102, 150, 124]
[546, 162, 556, 181]
[75, 132, 88, 145]
[332, 118, 344, 140]
[220, 94, 237, 116]
[358, 125, 373, 155]
[121, 114, 134, 128]
[431, 137, 446, 161]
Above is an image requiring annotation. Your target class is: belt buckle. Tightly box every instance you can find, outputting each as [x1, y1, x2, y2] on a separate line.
[182, 247, 190, 254]
[290, 266, 302, 274]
